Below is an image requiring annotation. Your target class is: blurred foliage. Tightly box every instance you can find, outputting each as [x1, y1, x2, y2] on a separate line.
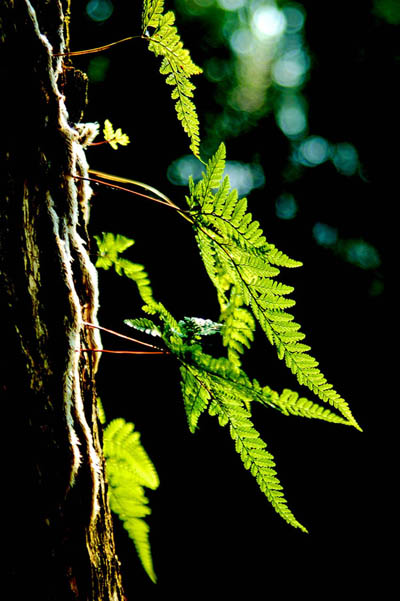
[374, 0, 400, 24]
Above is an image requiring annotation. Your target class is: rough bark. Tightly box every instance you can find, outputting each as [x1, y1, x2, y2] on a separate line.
[0, 1, 124, 599]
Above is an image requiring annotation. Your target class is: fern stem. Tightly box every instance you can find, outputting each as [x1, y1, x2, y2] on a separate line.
[83, 321, 167, 352]
[72, 174, 189, 214]
[88, 169, 193, 223]
[53, 36, 141, 57]
[71, 175, 182, 213]
[80, 349, 169, 355]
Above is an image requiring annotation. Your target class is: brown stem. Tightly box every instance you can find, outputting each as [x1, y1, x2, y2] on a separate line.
[53, 36, 139, 57]
[83, 321, 166, 352]
[72, 174, 188, 213]
[79, 348, 169, 355]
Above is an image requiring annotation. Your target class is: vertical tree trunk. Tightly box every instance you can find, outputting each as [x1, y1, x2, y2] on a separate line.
[0, 2, 124, 598]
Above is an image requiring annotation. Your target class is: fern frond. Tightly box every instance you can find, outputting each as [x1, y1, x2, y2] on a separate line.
[103, 119, 130, 150]
[124, 317, 161, 338]
[95, 228, 357, 532]
[209, 391, 307, 532]
[180, 365, 212, 432]
[94, 232, 134, 270]
[97, 397, 107, 425]
[142, 0, 164, 31]
[145, 9, 202, 157]
[103, 418, 159, 582]
[220, 287, 255, 367]
[104, 419, 159, 489]
[116, 258, 155, 306]
[176, 349, 306, 531]
[259, 386, 351, 426]
[188, 144, 361, 430]
[177, 351, 306, 532]
[94, 233, 156, 307]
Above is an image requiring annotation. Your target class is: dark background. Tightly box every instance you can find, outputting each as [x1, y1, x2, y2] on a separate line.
[68, 0, 389, 596]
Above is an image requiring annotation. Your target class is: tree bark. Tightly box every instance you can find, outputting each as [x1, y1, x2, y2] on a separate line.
[0, 1, 124, 599]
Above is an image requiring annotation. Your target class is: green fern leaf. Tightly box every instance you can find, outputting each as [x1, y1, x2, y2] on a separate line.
[180, 365, 211, 432]
[142, 0, 164, 31]
[145, 9, 202, 157]
[97, 397, 107, 425]
[116, 258, 155, 306]
[94, 233, 156, 307]
[103, 418, 159, 582]
[177, 349, 307, 531]
[104, 419, 159, 489]
[220, 287, 255, 367]
[95, 231, 358, 532]
[188, 144, 361, 430]
[210, 393, 307, 532]
[259, 386, 351, 426]
[103, 119, 130, 150]
[94, 232, 134, 270]
[124, 317, 161, 338]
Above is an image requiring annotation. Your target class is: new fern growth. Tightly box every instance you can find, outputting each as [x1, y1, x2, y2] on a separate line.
[103, 119, 130, 149]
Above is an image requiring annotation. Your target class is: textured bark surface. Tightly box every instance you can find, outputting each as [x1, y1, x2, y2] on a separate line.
[0, 2, 124, 599]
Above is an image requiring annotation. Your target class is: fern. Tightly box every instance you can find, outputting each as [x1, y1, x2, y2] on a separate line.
[219, 286, 255, 368]
[103, 418, 159, 583]
[142, 1, 202, 157]
[94, 232, 155, 307]
[95, 232, 358, 532]
[187, 143, 361, 431]
[94, 232, 134, 270]
[179, 350, 307, 531]
[142, 0, 165, 30]
[208, 388, 307, 532]
[103, 119, 130, 149]
[259, 386, 351, 426]
[101, 241, 306, 529]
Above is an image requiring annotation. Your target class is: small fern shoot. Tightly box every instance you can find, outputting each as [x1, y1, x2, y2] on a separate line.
[103, 418, 159, 583]
[142, 1, 202, 158]
[103, 119, 131, 150]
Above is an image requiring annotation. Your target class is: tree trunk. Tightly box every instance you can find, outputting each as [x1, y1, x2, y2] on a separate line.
[0, 2, 124, 599]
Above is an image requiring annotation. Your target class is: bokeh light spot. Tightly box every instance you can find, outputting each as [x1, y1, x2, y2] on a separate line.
[276, 96, 307, 138]
[205, 58, 230, 82]
[218, 0, 247, 10]
[331, 142, 359, 176]
[341, 240, 381, 270]
[167, 155, 204, 186]
[282, 5, 305, 33]
[313, 223, 338, 247]
[224, 161, 265, 196]
[275, 194, 298, 219]
[297, 136, 330, 166]
[252, 5, 286, 39]
[272, 49, 309, 88]
[229, 28, 256, 55]
[86, 0, 114, 22]
[168, 155, 265, 197]
[87, 56, 110, 82]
